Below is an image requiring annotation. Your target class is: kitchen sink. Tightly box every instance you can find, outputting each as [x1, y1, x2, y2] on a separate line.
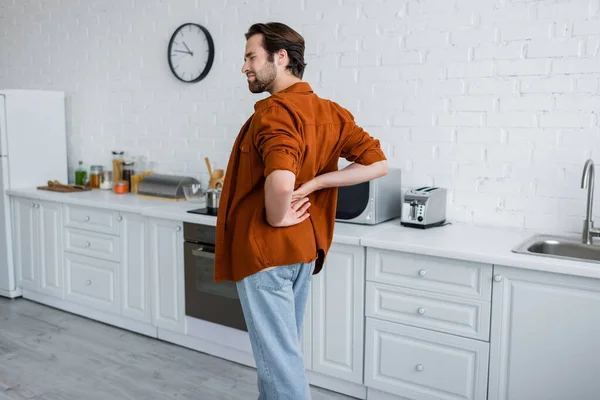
[512, 235, 600, 264]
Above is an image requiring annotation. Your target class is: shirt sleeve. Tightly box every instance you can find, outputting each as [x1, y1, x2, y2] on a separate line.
[340, 121, 387, 165]
[253, 106, 303, 177]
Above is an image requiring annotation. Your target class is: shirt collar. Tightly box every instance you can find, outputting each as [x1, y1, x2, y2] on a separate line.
[278, 81, 313, 94]
[254, 82, 313, 111]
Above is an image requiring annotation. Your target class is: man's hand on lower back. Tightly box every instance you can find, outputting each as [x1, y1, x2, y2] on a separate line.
[268, 197, 311, 227]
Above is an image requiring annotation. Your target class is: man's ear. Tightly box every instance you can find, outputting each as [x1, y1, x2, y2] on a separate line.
[276, 49, 288, 67]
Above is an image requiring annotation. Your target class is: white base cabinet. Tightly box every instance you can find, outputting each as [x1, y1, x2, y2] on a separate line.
[488, 265, 600, 400]
[149, 218, 185, 334]
[64, 252, 120, 314]
[120, 213, 152, 324]
[365, 318, 489, 400]
[12, 198, 155, 334]
[311, 242, 365, 384]
[365, 248, 492, 400]
[13, 197, 63, 299]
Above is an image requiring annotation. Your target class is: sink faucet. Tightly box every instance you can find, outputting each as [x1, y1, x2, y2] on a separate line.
[581, 159, 600, 244]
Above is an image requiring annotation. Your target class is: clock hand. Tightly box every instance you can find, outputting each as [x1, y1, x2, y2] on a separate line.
[182, 41, 194, 56]
[173, 50, 189, 54]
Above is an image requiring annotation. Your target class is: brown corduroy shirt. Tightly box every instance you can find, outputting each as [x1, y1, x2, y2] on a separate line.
[214, 82, 386, 282]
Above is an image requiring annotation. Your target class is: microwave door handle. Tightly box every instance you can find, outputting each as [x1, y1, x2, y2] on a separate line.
[192, 246, 216, 260]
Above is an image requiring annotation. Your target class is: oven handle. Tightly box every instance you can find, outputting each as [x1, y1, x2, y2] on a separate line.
[192, 246, 215, 260]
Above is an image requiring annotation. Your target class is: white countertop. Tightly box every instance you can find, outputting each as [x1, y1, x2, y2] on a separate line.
[6, 187, 378, 245]
[7, 187, 600, 279]
[362, 222, 600, 280]
[6, 187, 168, 213]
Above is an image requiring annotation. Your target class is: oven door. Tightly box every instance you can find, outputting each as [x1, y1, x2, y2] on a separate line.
[184, 242, 248, 332]
[335, 181, 371, 221]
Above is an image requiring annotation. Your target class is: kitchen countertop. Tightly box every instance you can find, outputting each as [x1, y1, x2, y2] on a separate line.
[7, 187, 600, 279]
[6, 187, 390, 245]
[6, 187, 167, 213]
[143, 200, 398, 245]
[362, 223, 600, 279]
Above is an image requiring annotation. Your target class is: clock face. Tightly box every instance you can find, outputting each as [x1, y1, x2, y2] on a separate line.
[168, 23, 215, 83]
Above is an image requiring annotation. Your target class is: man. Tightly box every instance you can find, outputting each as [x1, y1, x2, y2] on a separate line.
[214, 22, 388, 400]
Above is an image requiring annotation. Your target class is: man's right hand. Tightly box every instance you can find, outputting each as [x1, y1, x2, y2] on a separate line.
[267, 197, 311, 227]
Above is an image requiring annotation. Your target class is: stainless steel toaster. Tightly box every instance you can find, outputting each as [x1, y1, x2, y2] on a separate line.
[400, 186, 447, 228]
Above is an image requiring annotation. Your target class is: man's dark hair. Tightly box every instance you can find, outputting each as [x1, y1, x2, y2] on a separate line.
[245, 22, 307, 79]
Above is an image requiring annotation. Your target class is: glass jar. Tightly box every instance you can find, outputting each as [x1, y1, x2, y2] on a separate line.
[89, 165, 103, 189]
[142, 160, 157, 179]
[130, 174, 141, 194]
[113, 180, 128, 194]
[112, 150, 124, 181]
[130, 157, 147, 194]
[99, 171, 113, 190]
[75, 161, 87, 186]
[122, 161, 135, 192]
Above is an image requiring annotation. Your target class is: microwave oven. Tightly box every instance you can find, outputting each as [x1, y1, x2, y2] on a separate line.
[335, 168, 402, 225]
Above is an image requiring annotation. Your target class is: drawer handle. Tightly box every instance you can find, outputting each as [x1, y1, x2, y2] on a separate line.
[30, 203, 35, 208]
[175, 226, 182, 232]
[85, 280, 91, 286]
[85, 242, 91, 247]
[416, 364, 424, 372]
[418, 269, 427, 277]
[117, 216, 123, 222]
[84, 216, 91, 222]
[417, 307, 426, 315]
[494, 275, 503, 282]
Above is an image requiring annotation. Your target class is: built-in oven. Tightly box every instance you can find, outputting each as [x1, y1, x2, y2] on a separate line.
[183, 222, 247, 332]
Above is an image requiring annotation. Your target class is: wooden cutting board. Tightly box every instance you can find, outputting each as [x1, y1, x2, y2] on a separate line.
[37, 181, 91, 193]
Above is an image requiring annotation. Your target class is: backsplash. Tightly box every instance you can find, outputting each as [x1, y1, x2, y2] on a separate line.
[1, 0, 599, 233]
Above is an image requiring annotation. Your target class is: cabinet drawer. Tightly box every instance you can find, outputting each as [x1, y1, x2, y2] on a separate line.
[367, 248, 492, 301]
[64, 205, 120, 235]
[65, 228, 120, 262]
[366, 282, 490, 341]
[365, 318, 489, 400]
[65, 253, 119, 314]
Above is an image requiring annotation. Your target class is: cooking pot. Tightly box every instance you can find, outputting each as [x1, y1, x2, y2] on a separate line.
[206, 188, 221, 209]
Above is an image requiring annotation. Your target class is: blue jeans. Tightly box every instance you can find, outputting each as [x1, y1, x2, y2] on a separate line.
[236, 261, 316, 400]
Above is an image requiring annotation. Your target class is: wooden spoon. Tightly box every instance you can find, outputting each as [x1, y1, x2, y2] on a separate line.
[205, 157, 213, 177]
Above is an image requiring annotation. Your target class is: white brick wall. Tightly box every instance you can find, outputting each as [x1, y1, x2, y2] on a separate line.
[1, 0, 599, 234]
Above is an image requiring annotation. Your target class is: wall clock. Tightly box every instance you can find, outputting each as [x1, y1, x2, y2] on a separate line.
[168, 23, 215, 83]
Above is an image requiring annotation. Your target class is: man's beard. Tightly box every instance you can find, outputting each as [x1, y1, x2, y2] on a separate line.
[248, 62, 277, 94]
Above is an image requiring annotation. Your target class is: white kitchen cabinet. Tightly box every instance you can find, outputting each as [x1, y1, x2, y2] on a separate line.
[367, 248, 492, 301]
[488, 265, 600, 400]
[38, 201, 63, 298]
[149, 218, 185, 333]
[366, 282, 491, 341]
[64, 204, 120, 235]
[12, 197, 63, 298]
[365, 318, 489, 400]
[64, 227, 120, 262]
[13, 197, 36, 291]
[64, 252, 119, 314]
[120, 212, 151, 324]
[312, 242, 365, 384]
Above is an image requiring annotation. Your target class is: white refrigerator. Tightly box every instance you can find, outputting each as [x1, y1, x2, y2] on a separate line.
[0, 90, 68, 298]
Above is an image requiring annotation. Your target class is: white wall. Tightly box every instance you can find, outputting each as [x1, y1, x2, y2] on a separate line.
[1, 0, 599, 233]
